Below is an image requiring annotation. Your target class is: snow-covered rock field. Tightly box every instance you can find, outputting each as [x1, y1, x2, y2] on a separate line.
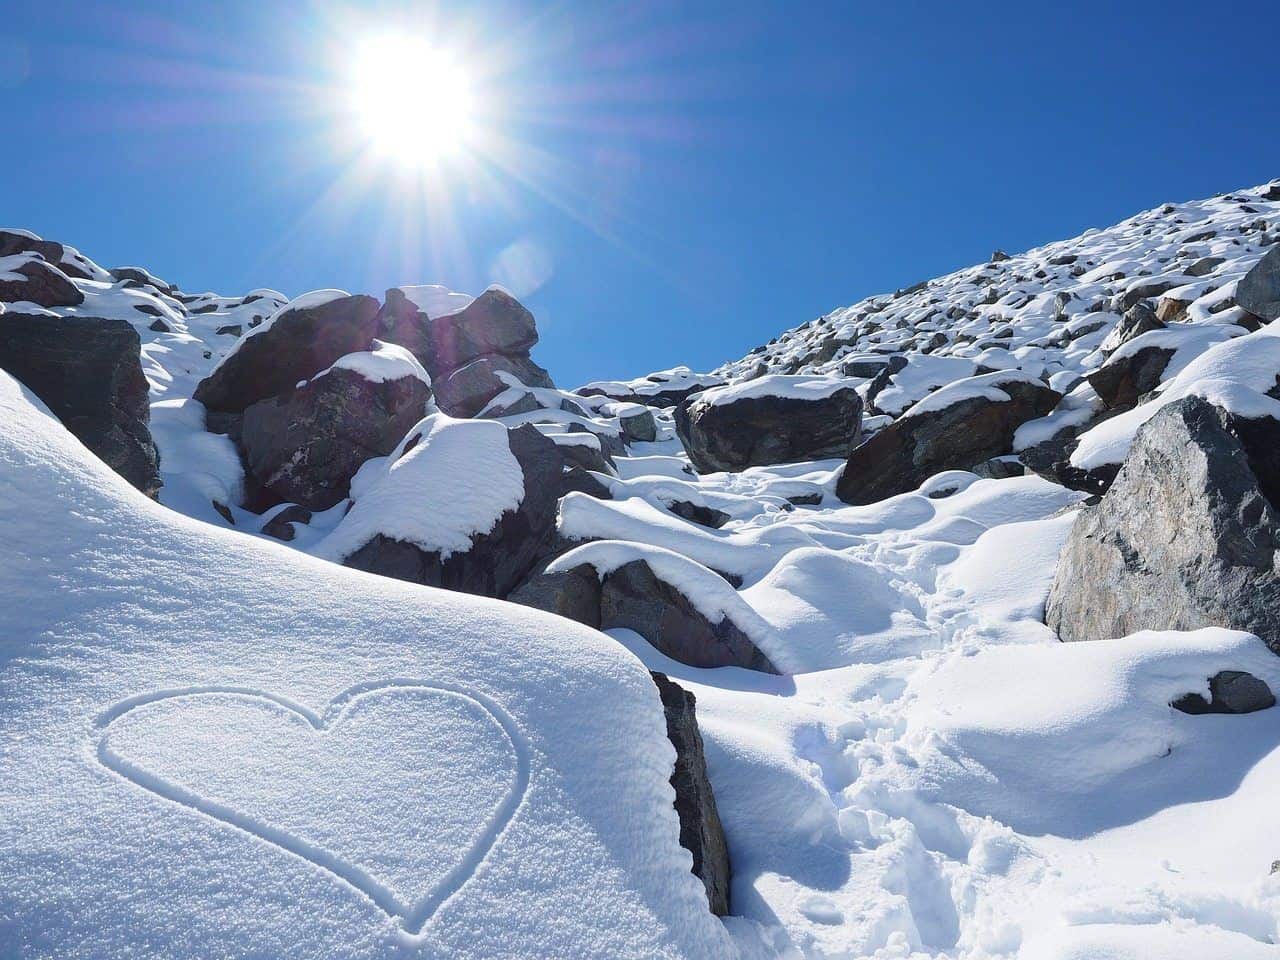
[4, 181, 1280, 958]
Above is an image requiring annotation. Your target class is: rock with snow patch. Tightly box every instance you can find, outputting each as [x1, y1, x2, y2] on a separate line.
[192, 293, 380, 414]
[1171, 671, 1275, 715]
[1047, 395, 1280, 652]
[434, 352, 555, 418]
[507, 560, 602, 627]
[577, 367, 724, 408]
[1086, 344, 1176, 410]
[0, 314, 159, 496]
[619, 407, 658, 443]
[1098, 303, 1164, 355]
[837, 371, 1060, 505]
[649, 671, 732, 916]
[674, 375, 864, 474]
[0, 256, 84, 308]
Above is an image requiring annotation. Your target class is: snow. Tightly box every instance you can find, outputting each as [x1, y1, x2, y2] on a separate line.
[314, 414, 524, 562]
[692, 374, 861, 408]
[0, 371, 734, 959]
[309, 339, 432, 386]
[398, 283, 474, 318]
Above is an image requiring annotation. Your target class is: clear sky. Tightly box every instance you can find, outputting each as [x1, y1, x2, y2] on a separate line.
[3, 1, 1277, 387]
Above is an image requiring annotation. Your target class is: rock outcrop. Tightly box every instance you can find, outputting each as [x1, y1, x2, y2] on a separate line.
[0, 314, 160, 495]
[1046, 396, 1280, 651]
[1238, 246, 1280, 322]
[837, 372, 1059, 505]
[650, 671, 731, 917]
[674, 376, 863, 474]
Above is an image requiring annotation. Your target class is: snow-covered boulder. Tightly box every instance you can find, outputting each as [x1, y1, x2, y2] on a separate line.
[1097, 302, 1164, 355]
[0, 253, 84, 307]
[238, 343, 433, 510]
[0, 371, 735, 959]
[1047, 396, 1280, 652]
[193, 292, 380, 414]
[0, 228, 101, 281]
[0, 313, 160, 496]
[378, 286, 537, 379]
[316, 418, 563, 598]
[1170, 670, 1275, 715]
[673, 375, 863, 474]
[837, 371, 1059, 505]
[1237, 245, 1280, 321]
[577, 366, 724, 408]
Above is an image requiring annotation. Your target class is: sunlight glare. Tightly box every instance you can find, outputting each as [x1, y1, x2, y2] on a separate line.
[347, 34, 477, 167]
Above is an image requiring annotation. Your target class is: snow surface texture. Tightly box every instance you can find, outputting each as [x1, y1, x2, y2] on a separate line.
[6, 184, 1280, 958]
[0, 373, 734, 959]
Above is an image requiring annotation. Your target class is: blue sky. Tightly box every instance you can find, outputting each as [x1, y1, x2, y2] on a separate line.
[3, 1, 1278, 387]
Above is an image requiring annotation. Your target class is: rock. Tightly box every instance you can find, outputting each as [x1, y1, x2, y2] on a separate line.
[576, 368, 725, 409]
[215, 324, 242, 337]
[0, 257, 84, 308]
[1185, 256, 1224, 277]
[0, 230, 66, 265]
[239, 365, 432, 510]
[1099, 303, 1164, 354]
[550, 436, 615, 476]
[674, 379, 863, 474]
[619, 408, 657, 443]
[837, 373, 1060, 505]
[1114, 280, 1178, 312]
[506, 562, 602, 627]
[378, 286, 538, 380]
[971, 456, 1026, 480]
[1020, 433, 1120, 495]
[341, 424, 562, 598]
[1046, 396, 1280, 651]
[0, 314, 160, 496]
[667, 500, 731, 529]
[1087, 345, 1175, 410]
[649, 671, 731, 917]
[1155, 297, 1190, 323]
[148, 318, 171, 333]
[434, 353, 554, 418]
[599, 560, 779, 673]
[261, 505, 313, 542]
[990, 249, 1010, 262]
[841, 357, 895, 379]
[1237, 246, 1280, 321]
[1171, 671, 1275, 715]
[193, 294, 380, 414]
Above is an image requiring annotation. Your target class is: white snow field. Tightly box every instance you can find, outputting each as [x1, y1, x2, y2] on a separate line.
[5, 180, 1280, 959]
[0, 373, 735, 959]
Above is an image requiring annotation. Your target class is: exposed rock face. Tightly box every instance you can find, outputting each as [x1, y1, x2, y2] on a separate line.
[837, 374, 1060, 505]
[1046, 396, 1280, 652]
[239, 366, 432, 510]
[506, 561, 602, 627]
[0, 257, 84, 308]
[1098, 303, 1164, 354]
[193, 294, 381, 414]
[600, 560, 779, 672]
[434, 352, 554, 418]
[1087, 345, 1175, 410]
[341, 424, 562, 598]
[1238, 246, 1280, 321]
[649, 671, 731, 917]
[1171, 671, 1276, 715]
[619, 408, 657, 443]
[0, 314, 160, 495]
[674, 385, 864, 474]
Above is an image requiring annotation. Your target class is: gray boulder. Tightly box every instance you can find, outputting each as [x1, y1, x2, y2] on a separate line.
[506, 561, 602, 627]
[674, 384, 863, 474]
[434, 353, 554, 418]
[193, 294, 380, 414]
[837, 374, 1060, 505]
[1046, 396, 1280, 652]
[1171, 671, 1275, 715]
[1238, 246, 1280, 321]
[1099, 303, 1164, 355]
[650, 671, 731, 917]
[619, 408, 658, 443]
[1087, 344, 1175, 410]
[0, 314, 160, 496]
[239, 365, 432, 510]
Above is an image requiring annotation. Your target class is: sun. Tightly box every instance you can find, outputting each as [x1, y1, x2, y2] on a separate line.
[346, 34, 478, 168]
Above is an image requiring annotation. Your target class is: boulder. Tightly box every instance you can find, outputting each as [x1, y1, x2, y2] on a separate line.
[1046, 396, 1280, 651]
[193, 294, 380, 414]
[260, 505, 312, 542]
[837, 372, 1060, 505]
[674, 378, 864, 474]
[239, 365, 432, 511]
[649, 671, 731, 917]
[341, 424, 562, 598]
[1171, 671, 1275, 715]
[619, 408, 657, 443]
[1098, 303, 1164, 354]
[1237, 246, 1280, 321]
[378, 286, 538, 379]
[433, 353, 554, 418]
[1086, 345, 1175, 410]
[0, 314, 160, 495]
[506, 561, 602, 627]
[0, 257, 84, 308]
[667, 500, 731, 529]
[1019, 433, 1120, 495]
[600, 560, 779, 672]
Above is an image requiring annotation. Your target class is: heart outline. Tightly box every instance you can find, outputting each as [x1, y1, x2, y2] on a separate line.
[94, 679, 531, 936]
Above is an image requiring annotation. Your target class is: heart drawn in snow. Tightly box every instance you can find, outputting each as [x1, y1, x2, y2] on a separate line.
[95, 681, 530, 934]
